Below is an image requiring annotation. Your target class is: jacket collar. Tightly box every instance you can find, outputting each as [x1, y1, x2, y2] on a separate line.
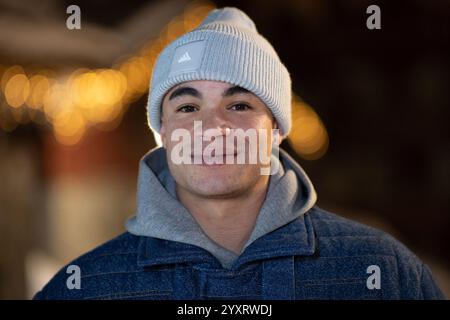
[137, 208, 317, 270]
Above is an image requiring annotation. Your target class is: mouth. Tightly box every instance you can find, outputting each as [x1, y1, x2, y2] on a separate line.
[190, 152, 238, 166]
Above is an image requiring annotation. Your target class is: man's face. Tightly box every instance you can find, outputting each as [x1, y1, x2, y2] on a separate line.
[160, 80, 277, 198]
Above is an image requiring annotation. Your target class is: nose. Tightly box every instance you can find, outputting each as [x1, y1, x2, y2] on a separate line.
[198, 108, 233, 137]
[192, 110, 234, 156]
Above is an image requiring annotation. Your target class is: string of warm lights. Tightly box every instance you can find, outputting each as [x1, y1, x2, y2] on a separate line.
[0, 1, 328, 159]
[0, 1, 215, 145]
[288, 94, 329, 160]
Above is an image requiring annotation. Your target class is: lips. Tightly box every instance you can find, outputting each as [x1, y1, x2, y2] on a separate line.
[191, 153, 237, 158]
[191, 148, 238, 158]
[190, 152, 238, 165]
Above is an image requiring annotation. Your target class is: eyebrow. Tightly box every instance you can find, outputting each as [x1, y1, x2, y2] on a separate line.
[222, 85, 251, 97]
[168, 85, 251, 101]
[168, 86, 201, 101]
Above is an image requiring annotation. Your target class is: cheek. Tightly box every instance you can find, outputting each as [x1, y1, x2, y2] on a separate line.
[163, 115, 191, 135]
[254, 117, 277, 149]
[162, 120, 197, 153]
[237, 115, 274, 133]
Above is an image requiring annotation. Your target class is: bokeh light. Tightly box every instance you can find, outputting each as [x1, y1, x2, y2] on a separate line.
[288, 94, 329, 160]
[0, 1, 216, 145]
[0, 0, 329, 162]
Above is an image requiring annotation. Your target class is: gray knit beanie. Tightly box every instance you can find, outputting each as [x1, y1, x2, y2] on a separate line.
[147, 7, 292, 137]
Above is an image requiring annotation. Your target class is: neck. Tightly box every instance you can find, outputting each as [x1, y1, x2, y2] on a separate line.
[176, 176, 270, 255]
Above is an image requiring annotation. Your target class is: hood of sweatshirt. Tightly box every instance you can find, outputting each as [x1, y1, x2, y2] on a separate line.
[126, 146, 317, 269]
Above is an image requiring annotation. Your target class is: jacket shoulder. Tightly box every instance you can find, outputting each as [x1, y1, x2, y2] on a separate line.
[308, 206, 407, 264]
[308, 206, 387, 237]
[306, 206, 445, 299]
[33, 232, 142, 300]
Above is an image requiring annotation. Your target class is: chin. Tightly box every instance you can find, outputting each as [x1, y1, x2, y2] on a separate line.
[193, 181, 250, 198]
[185, 165, 248, 196]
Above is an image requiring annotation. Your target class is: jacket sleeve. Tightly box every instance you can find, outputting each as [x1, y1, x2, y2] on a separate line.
[32, 290, 45, 300]
[383, 233, 446, 299]
[419, 263, 446, 300]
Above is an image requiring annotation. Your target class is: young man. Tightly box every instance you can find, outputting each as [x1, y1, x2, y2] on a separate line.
[35, 7, 444, 300]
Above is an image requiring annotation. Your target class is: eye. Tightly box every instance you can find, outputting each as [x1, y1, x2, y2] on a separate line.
[177, 104, 198, 113]
[229, 103, 251, 111]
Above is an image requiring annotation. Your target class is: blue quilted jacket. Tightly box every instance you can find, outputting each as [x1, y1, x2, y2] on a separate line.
[34, 148, 445, 300]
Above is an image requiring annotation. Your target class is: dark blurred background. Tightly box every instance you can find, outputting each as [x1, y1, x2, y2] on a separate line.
[0, 0, 449, 299]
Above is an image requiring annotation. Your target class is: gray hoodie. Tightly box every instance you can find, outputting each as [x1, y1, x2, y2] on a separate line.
[126, 147, 317, 269]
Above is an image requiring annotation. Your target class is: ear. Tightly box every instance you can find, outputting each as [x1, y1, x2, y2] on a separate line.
[160, 120, 166, 148]
[159, 106, 167, 148]
[272, 120, 282, 146]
